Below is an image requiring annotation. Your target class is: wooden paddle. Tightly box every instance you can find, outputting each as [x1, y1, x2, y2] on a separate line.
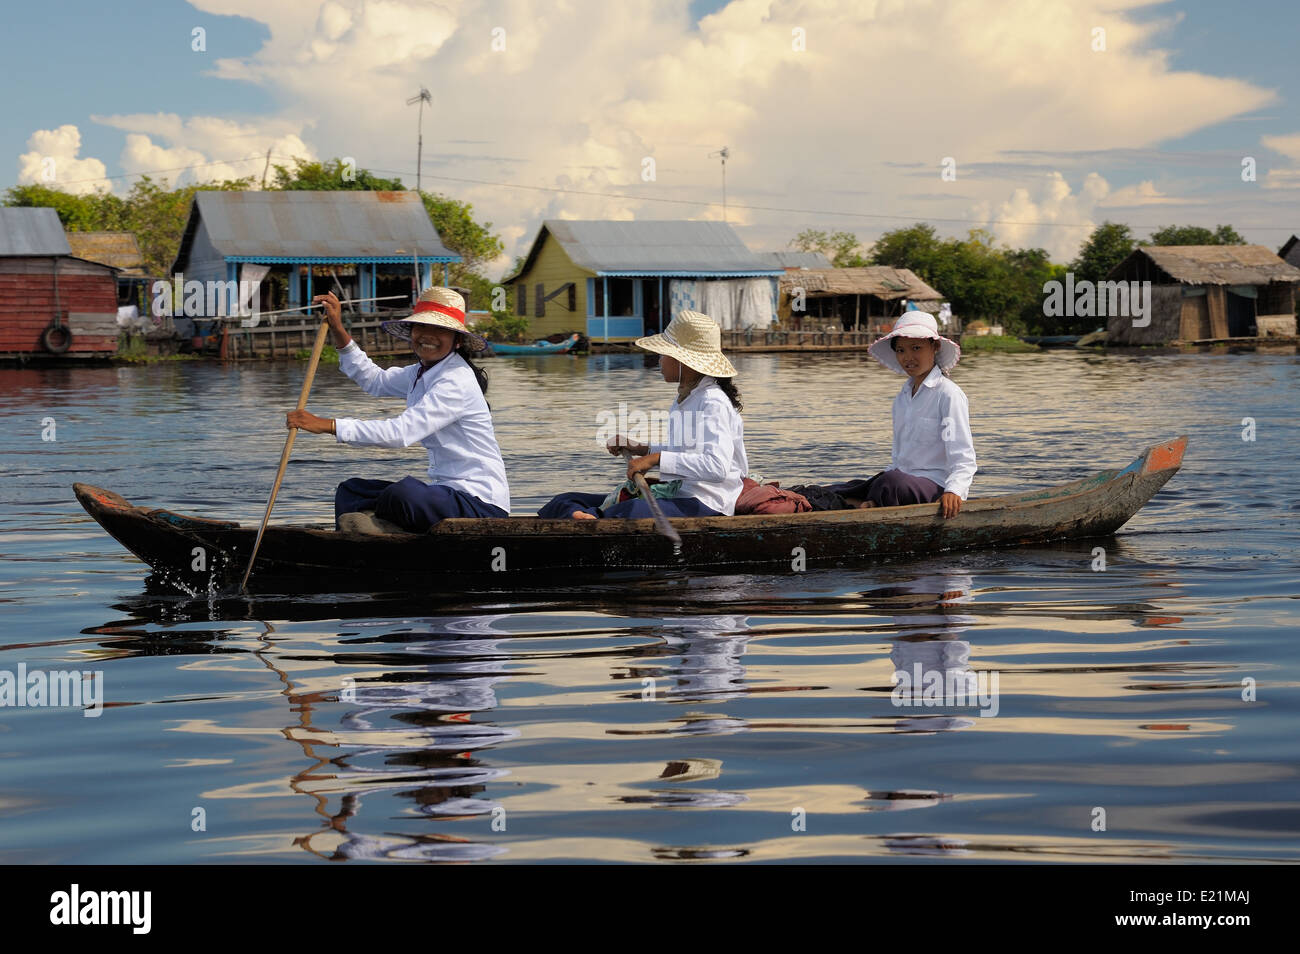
[239, 313, 332, 591]
[621, 449, 682, 547]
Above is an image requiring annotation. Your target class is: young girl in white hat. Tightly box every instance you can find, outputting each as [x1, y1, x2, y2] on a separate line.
[538, 310, 748, 520]
[864, 311, 976, 518]
[286, 287, 511, 532]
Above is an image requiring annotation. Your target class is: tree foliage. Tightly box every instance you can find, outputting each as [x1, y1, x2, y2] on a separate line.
[867, 224, 1039, 332]
[3, 158, 505, 300]
[270, 157, 406, 192]
[1070, 221, 1135, 285]
[790, 228, 869, 267]
[1146, 224, 1246, 246]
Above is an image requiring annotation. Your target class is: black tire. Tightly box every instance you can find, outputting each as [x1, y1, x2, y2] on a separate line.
[42, 323, 72, 354]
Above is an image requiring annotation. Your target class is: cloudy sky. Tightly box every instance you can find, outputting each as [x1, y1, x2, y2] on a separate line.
[6, 0, 1298, 272]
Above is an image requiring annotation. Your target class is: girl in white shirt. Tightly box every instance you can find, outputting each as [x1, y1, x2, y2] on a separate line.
[864, 311, 976, 518]
[286, 287, 511, 532]
[538, 310, 748, 519]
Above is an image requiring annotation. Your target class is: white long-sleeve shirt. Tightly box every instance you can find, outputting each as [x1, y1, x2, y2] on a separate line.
[332, 342, 511, 513]
[889, 365, 977, 499]
[648, 377, 748, 515]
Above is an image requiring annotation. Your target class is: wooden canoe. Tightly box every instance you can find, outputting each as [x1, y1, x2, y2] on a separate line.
[73, 435, 1187, 595]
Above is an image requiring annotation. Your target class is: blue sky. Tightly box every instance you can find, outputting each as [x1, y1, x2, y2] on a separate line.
[5, 0, 1299, 268]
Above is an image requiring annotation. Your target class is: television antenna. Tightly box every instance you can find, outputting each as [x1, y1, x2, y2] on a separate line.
[406, 87, 432, 192]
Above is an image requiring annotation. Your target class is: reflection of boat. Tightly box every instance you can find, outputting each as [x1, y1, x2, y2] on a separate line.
[73, 436, 1186, 595]
[485, 333, 580, 355]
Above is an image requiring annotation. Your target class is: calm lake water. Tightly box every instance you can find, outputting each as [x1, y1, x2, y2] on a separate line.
[1, 348, 1297, 864]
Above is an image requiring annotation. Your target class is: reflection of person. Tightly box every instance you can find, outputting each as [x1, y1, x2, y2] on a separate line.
[539, 310, 748, 519]
[657, 614, 751, 702]
[286, 288, 510, 532]
[864, 312, 976, 518]
[865, 573, 979, 733]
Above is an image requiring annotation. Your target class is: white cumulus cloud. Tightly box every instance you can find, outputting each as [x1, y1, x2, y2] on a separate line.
[17, 125, 111, 194]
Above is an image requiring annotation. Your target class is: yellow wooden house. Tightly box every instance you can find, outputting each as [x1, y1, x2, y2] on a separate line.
[503, 220, 782, 341]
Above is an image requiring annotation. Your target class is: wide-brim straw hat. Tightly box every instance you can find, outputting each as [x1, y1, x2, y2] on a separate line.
[635, 310, 737, 378]
[868, 311, 961, 375]
[382, 286, 486, 351]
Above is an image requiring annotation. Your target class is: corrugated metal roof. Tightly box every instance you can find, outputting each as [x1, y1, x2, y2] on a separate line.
[182, 191, 458, 261]
[778, 266, 944, 300]
[0, 207, 72, 256]
[755, 250, 833, 269]
[66, 231, 145, 275]
[541, 219, 777, 274]
[1121, 245, 1300, 285]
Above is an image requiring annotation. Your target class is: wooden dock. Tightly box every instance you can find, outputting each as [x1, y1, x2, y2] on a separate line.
[213, 312, 410, 360]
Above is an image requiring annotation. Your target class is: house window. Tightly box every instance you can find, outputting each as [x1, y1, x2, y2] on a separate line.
[608, 278, 635, 317]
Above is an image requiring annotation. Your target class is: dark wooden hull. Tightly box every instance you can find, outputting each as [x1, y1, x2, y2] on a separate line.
[74, 436, 1186, 595]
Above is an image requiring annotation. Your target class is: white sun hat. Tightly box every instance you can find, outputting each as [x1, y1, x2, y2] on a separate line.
[635, 310, 737, 378]
[868, 310, 961, 375]
[382, 286, 487, 351]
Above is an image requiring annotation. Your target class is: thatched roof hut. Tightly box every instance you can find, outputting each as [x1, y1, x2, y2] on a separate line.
[777, 266, 945, 330]
[1107, 245, 1300, 344]
[65, 232, 146, 277]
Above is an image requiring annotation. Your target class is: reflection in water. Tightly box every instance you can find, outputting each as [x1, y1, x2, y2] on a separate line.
[865, 572, 984, 733]
[251, 615, 521, 862]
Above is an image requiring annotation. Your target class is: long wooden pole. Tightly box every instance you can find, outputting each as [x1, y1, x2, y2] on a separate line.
[621, 449, 682, 547]
[240, 315, 331, 591]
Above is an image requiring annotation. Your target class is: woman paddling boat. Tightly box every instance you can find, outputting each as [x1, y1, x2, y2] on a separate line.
[285, 288, 511, 533]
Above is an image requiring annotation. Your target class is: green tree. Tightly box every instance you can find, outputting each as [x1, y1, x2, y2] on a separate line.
[4, 184, 118, 231]
[1146, 223, 1246, 246]
[790, 228, 869, 267]
[420, 192, 504, 307]
[868, 223, 942, 275]
[1070, 221, 1135, 284]
[1003, 246, 1058, 334]
[271, 157, 406, 191]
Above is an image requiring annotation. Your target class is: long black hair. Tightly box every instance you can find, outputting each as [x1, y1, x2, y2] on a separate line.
[456, 336, 489, 395]
[716, 376, 742, 412]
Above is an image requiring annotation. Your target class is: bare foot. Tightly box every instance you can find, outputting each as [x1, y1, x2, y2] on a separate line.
[572, 510, 597, 520]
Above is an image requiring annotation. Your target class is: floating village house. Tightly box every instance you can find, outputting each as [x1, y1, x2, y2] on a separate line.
[170, 191, 460, 338]
[0, 207, 120, 358]
[1106, 245, 1300, 345]
[503, 220, 783, 341]
[775, 266, 946, 332]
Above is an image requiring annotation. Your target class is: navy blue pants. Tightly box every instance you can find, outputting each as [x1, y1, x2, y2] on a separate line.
[335, 476, 507, 532]
[538, 491, 721, 520]
[866, 470, 944, 507]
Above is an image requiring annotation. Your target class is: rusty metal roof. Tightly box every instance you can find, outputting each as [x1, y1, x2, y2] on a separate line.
[0, 207, 72, 256]
[778, 266, 944, 300]
[510, 219, 781, 278]
[175, 191, 459, 265]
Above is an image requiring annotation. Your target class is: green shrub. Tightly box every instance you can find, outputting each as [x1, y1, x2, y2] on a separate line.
[472, 311, 532, 343]
[294, 344, 340, 363]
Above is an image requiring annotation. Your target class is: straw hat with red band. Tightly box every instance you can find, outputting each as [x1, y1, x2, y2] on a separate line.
[382, 286, 487, 351]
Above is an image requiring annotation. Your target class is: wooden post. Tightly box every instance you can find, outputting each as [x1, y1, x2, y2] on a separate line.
[854, 294, 860, 332]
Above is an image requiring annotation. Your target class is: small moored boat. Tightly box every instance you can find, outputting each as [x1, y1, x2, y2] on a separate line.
[485, 334, 580, 355]
[73, 436, 1186, 595]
